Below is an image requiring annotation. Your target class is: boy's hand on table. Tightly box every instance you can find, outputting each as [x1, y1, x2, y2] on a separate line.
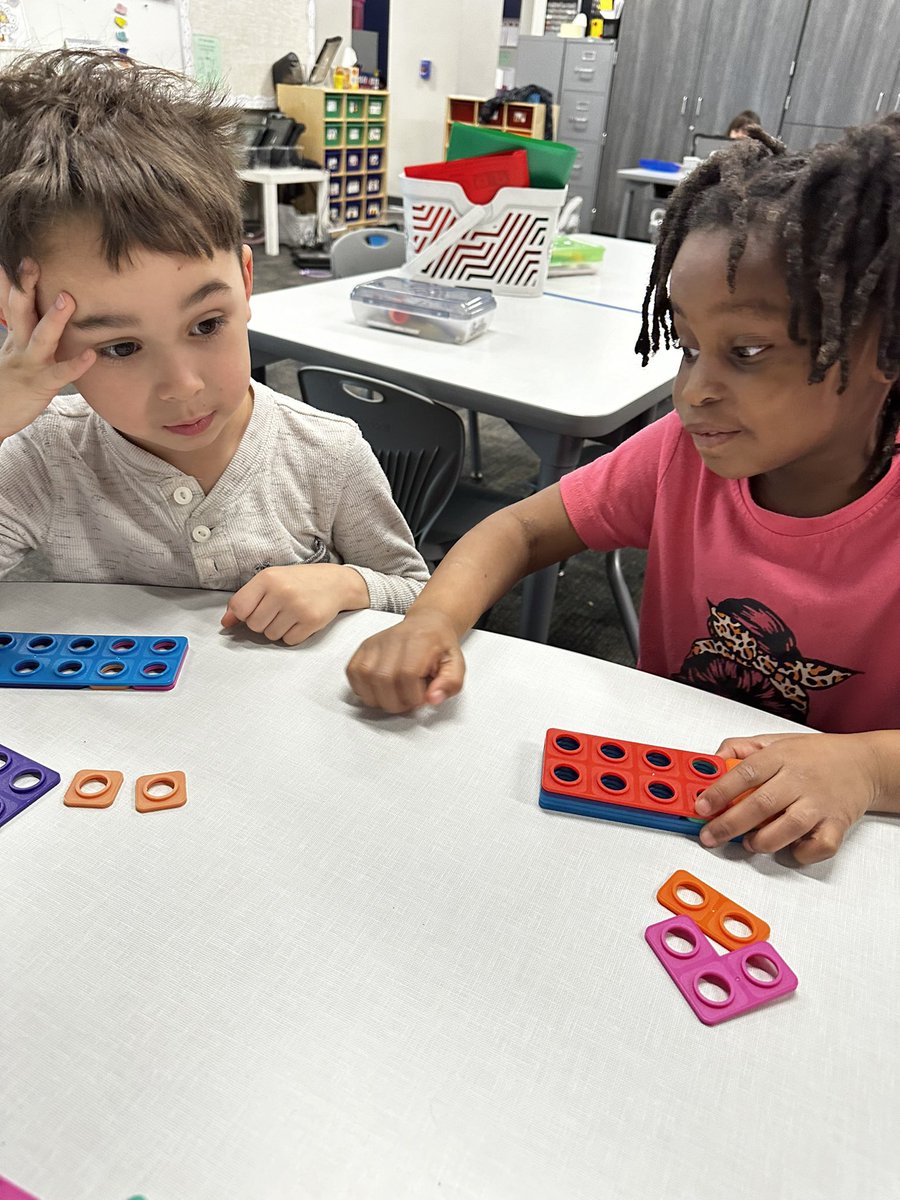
[346, 611, 465, 713]
[694, 731, 881, 863]
[0, 260, 96, 438]
[221, 564, 369, 645]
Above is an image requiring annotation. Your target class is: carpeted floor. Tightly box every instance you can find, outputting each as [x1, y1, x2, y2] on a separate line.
[5, 244, 649, 668]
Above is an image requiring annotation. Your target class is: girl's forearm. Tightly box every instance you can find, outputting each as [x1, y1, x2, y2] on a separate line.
[863, 730, 900, 813]
[406, 487, 586, 638]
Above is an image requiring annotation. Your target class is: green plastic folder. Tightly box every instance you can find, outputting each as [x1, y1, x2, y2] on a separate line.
[446, 123, 577, 190]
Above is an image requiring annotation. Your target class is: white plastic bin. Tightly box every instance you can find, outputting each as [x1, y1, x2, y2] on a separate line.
[400, 174, 567, 298]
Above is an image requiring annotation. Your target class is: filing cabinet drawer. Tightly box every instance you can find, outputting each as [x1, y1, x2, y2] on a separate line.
[562, 41, 615, 94]
[560, 91, 608, 144]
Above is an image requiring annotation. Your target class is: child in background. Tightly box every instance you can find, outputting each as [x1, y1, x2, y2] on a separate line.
[727, 110, 762, 138]
[0, 51, 428, 644]
[347, 118, 900, 865]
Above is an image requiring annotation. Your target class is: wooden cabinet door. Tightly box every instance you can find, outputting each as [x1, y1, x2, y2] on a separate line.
[593, 0, 710, 235]
[786, 0, 900, 127]
[690, 0, 808, 138]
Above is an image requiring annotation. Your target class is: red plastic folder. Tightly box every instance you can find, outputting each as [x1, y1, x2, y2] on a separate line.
[403, 149, 530, 205]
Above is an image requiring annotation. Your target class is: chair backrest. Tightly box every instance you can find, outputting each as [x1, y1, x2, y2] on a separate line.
[329, 229, 407, 279]
[690, 132, 734, 158]
[556, 194, 583, 234]
[297, 366, 465, 544]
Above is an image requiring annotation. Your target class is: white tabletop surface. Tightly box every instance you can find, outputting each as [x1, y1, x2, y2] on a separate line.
[238, 166, 327, 184]
[248, 238, 681, 439]
[2, 583, 898, 1200]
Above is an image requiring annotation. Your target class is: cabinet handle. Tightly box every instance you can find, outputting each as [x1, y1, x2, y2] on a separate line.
[680, 95, 688, 115]
[571, 116, 589, 125]
[875, 90, 885, 112]
[575, 67, 595, 77]
[694, 96, 703, 117]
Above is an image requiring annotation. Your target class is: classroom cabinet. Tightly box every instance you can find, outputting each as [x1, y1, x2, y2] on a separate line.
[591, 0, 709, 237]
[516, 36, 615, 231]
[593, 0, 806, 236]
[784, 0, 900, 129]
[688, 0, 809, 141]
[277, 84, 389, 230]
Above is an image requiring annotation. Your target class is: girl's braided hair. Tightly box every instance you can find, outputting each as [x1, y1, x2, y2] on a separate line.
[636, 117, 900, 480]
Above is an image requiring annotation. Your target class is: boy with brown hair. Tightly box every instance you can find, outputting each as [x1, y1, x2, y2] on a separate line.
[0, 50, 427, 644]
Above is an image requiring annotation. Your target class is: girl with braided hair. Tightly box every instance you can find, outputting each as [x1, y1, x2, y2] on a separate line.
[348, 117, 900, 865]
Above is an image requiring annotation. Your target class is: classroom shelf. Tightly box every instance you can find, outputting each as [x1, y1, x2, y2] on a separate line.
[442, 94, 555, 155]
[277, 84, 390, 230]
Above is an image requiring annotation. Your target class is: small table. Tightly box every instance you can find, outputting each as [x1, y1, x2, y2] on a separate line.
[616, 166, 689, 238]
[247, 238, 681, 643]
[238, 166, 329, 256]
[2, 583, 898, 1200]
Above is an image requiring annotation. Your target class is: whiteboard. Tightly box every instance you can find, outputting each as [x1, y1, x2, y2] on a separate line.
[0, 0, 192, 73]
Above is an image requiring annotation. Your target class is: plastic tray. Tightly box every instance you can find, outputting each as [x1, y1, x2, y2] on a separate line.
[350, 275, 496, 343]
[0, 631, 189, 690]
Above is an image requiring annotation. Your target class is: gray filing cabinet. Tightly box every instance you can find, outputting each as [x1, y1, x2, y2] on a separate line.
[516, 36, 616, 232]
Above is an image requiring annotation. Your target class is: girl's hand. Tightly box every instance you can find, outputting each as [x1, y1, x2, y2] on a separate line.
[346, 610, 466, 713]
[0, 261, 96, 438]
[221, 564, 369, 645]
[694, 732, 878, 863]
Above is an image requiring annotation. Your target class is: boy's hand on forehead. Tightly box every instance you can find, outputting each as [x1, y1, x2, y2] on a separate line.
[0, 259, 96, 439]
[692, 731, 879, 864]
[220, 563, 370, 646]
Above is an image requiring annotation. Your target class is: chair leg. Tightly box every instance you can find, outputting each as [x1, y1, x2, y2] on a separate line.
[467, 411, 483, 481]
[605, 549, 640, 662]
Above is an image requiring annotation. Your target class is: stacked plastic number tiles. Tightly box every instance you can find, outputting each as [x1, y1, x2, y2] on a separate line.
[539, 728, 744, 837]
[646, 870, 798, 1025]
[0, 630, 188, 690]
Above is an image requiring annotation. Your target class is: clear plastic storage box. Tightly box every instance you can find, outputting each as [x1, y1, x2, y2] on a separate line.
[349, 275, 497, 343]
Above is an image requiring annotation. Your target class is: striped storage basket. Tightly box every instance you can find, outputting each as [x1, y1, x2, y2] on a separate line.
[400, 175, 567, 297]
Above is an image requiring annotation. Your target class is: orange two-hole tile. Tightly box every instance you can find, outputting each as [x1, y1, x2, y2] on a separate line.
[542, 729, 738, 820]
[135, 771, 187, 813]
[64, 770, 124, 809]
[657, 869, 771, 950]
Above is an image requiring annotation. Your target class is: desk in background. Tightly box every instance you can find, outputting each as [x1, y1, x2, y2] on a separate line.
[248, 237, 681, 643]
[239, 166, 329, 256]
[616, 166, 689, 238]
[1, 583, 898, 1199]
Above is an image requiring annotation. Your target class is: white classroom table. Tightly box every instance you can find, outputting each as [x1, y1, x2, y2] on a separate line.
[616, 166, 689, 238]
[1, 582, 898, 1200]
[247, 237, 681, 644]
[239, 166, 329, 256]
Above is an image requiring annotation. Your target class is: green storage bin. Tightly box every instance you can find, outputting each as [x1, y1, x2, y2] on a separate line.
[324, 123, 343, 146]
[346, 122, 364, 146]
[446, 123, 577, 189]
[367, 123, 385, 146]
[346, 95, 365, 118]
[324, 93, 344, 118]
[367, 96, 385, 118]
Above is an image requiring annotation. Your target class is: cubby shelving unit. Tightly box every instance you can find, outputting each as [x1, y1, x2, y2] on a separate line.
[443, 94, 554, 154]
[276, 84, 389, 229]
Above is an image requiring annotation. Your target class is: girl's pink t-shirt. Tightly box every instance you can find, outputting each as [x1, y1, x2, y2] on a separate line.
[559, 411, 900, 734]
